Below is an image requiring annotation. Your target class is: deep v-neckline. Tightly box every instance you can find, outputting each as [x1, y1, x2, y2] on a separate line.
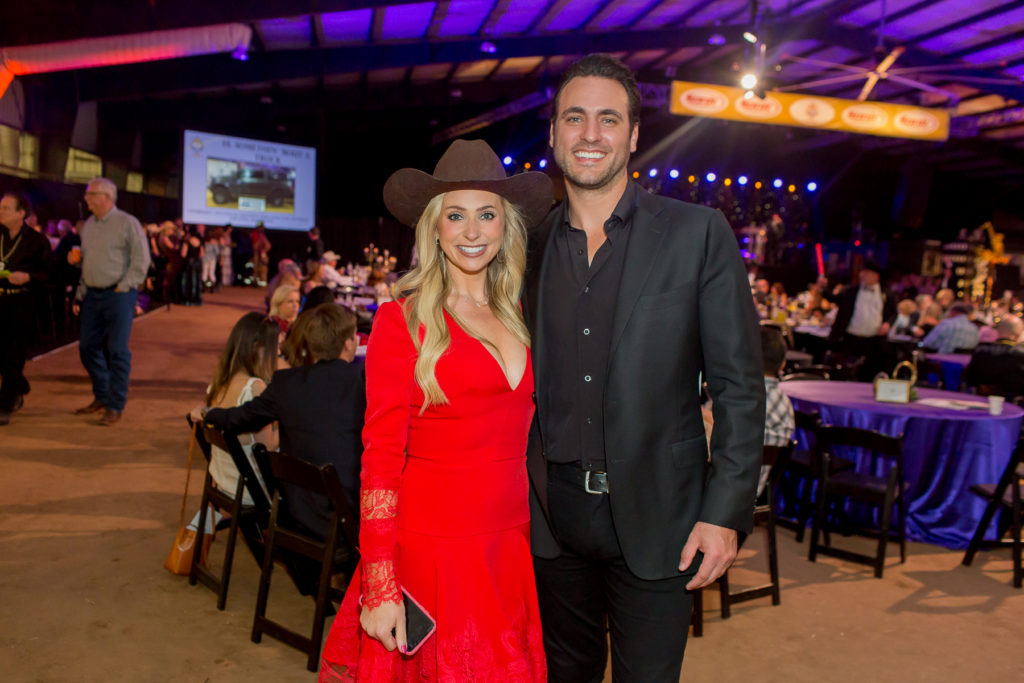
[446, 311, 528, 392]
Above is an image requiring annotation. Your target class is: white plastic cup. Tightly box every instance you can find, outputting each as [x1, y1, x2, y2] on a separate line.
[988, 395, 1005, 416]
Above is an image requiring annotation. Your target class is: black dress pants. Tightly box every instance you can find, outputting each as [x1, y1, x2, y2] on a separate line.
[0, 293, 33, 411]
[534, 467, 694, 683]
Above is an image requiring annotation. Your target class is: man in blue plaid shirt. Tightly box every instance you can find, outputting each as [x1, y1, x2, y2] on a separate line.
[922, 302, 980, 354]
[760, 326, 794, 496]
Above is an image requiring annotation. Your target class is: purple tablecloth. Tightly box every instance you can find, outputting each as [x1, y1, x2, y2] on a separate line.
[780, 380, 1022, 549]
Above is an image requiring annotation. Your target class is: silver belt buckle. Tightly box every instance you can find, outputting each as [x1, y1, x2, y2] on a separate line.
[584, 470, 604, 495]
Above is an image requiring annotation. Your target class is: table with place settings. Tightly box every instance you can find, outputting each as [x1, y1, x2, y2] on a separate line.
[780, 380, 1023, 549]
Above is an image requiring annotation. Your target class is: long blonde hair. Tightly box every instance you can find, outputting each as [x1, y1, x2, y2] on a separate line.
[395, 192, 530, 408]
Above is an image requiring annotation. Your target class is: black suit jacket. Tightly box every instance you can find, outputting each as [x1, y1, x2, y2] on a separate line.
[205, 359, 365, 534]
[965, 341, 1024, 398]
[829, 285, 896, 343]
[523, 188, 765, 581]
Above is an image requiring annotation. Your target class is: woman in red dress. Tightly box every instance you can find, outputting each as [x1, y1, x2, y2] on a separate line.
[319, 140, 553, 682]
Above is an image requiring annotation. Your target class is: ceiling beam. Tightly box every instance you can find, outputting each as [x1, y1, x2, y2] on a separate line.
[0, 0, 424, 47]
[70, 24, 752, 100]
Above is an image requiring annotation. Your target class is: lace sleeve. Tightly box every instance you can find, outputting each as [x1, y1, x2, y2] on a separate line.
[359, 301, 416, 608]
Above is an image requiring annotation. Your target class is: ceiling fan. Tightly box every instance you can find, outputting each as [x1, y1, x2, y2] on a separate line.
[775, 47, 1017, 106]
[773, 0, 1019, 106]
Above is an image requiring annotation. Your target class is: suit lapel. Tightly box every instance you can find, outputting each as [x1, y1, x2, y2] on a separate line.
[609, 193, 668, 359]
[525, 208, 559, 414]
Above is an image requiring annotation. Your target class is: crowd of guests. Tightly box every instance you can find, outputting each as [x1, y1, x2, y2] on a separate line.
[751, 259, 1024, 398]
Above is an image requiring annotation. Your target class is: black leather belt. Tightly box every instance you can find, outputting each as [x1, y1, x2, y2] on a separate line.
[548, 462, 609, 495]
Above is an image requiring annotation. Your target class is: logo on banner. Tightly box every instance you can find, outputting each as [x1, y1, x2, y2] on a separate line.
[841, 104, 888, 130]
[734, 95, 783, 119]
[789, 98, 836, 125]
[678, 88, 729, 115]
[893, 110, 941, 135]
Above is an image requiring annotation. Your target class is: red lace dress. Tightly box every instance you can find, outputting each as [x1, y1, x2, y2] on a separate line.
[319, 301, 545, 682]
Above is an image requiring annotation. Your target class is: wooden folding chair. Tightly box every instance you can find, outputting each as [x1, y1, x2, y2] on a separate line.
[250, 447, 360, 672]
[718, 441, 795, 617]
[962, 436, 1024, 588]
[187, 416, 272, 610]
[808, 426, 906, 578]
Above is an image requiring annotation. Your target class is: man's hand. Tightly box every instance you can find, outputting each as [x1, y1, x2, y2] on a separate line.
[7, 271, 29, 286]
[360, 599, 406, 653]
[877, 322, 891, 336]
[72, 302, 81, 316]
[679, 521, 738, 590]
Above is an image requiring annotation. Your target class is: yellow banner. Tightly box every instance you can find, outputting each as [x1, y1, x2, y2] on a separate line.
[669, 80, 949, 141]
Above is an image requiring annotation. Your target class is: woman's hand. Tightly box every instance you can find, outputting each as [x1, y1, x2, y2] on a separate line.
[360, 599, 406, 653]
[188, 404, 206, 424]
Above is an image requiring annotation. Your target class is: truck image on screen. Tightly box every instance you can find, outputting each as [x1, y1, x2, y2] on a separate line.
[207, 158, 295, 207]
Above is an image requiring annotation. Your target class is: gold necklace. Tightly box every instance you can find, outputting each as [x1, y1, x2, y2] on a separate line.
[453, 291, 489, 308]
[0, 230, 23, 266]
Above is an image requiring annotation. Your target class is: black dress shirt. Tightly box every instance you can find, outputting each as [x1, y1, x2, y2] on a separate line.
[541, 182, 639, 471]
[0, 224, 52, 294]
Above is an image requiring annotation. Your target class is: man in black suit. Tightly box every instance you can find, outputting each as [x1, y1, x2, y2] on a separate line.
[965, 316, 1024, 398]
[523, 54, 764, 682]
[197, 303, 364, 536]
[829, 261, 896, 379]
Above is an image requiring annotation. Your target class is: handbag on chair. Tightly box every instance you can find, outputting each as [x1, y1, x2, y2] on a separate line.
[164, 421, 213, 575]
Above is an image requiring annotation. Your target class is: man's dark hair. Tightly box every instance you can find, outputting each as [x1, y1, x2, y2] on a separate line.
[309, 226, 320, 238]
[760, 325, 787, 376]
[282, 303, 356, 365]
[2, 191, 32, 216]
[552, 53, 641, 129]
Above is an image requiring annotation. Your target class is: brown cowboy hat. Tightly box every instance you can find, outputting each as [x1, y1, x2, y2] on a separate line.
[383, 139, 553, 228]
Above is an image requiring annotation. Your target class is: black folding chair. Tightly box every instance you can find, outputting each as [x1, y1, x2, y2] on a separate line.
[718, 440, 796, 618]
[808, 426, 906, 578]
[962, 436, 1024, 588]
[250, 447, 360, 672]
[187, 416, 271, 610]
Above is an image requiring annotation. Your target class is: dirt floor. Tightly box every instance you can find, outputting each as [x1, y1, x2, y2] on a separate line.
[1, 287, 1020, 682]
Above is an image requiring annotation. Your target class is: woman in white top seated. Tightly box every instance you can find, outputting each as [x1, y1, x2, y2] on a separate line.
[204, 312, 280, 505]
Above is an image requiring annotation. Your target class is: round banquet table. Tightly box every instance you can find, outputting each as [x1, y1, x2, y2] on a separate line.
[780, 380, 1023, 549]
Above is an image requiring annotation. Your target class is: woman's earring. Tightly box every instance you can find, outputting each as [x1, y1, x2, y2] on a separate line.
[435, 236, 440, 247]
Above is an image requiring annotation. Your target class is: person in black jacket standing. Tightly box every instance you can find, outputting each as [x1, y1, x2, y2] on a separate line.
[0, 192, 52, 426]
[523, 55, 764, 682]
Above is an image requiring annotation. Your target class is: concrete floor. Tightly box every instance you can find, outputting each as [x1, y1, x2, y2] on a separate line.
[1, 287, 1020, 683]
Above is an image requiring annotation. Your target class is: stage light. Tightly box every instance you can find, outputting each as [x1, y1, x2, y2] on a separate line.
[524, 162, 531, 169]
[669, 169, 680, 179]
[773, 178, 783, 188]
[649, 168, 658, 178]
[788, 184, 796, 193]
[480, 41, 498, 54]
[743, 31, 758, 44]
[632, 171, 640, 179]
[723, 178, 732, 187]
[854, 240, 861, 247]
[754, 180, 762, 189]
[231, 45, 249, 61]
[738, 175, 748, 185]
[502, 156, 512, 166]
[807, 181, 818, 192]
[538, 158, 547, 169]
[740, 73, 758, 90]
[688, 175, 696, 183]
[706, 172, 716, 182]
[708, 33, 726, 46]
[743, 90, 755, 100]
